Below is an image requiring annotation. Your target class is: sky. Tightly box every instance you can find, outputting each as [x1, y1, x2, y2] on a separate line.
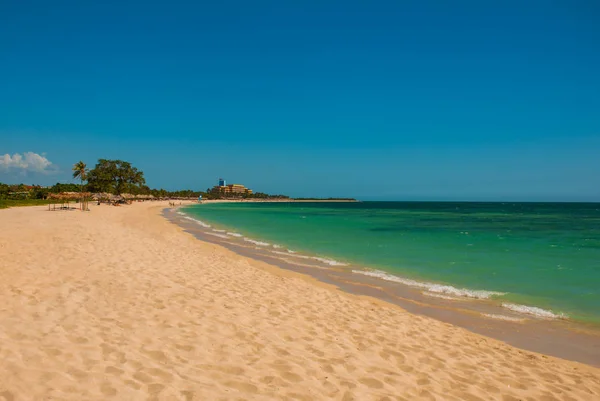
[1, 0, 599, 201]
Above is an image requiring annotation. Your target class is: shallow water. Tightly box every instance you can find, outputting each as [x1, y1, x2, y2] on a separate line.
[182, 201, 600, 324]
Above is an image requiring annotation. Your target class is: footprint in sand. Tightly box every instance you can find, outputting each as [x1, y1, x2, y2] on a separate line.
[105, 366, 124, 375]
[359, 377, 384, 389]
[100, 382, 117, 396]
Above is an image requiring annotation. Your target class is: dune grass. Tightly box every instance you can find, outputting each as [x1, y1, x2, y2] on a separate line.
[0, 199, 53, 209]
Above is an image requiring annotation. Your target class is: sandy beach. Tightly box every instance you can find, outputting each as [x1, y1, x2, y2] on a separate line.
[1, 202, 599, 401]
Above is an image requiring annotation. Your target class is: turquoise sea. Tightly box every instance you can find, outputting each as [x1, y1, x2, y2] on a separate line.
[181, 202, 600, 324]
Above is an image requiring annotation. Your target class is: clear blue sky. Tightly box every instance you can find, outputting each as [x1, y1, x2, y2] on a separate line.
[1, 1, 599, 200]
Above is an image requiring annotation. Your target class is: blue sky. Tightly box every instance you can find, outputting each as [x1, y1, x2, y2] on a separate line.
[1, 1, 599, 200]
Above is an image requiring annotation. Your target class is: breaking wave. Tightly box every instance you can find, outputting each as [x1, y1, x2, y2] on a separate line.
[270, 250, 348, 266]
[482, 313, 525, 322]
[352, 269, 505, 299]
[243, 238, 271, 246]
[501, 303, 567, 320]
[204, 232, 230, 239]
[181, 215, 211, 228]
[422, 292, 461, 301]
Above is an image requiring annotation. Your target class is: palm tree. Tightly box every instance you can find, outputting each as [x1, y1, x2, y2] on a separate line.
[72, 161, 88, 196]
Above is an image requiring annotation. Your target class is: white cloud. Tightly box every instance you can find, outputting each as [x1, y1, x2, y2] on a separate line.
[0, 152, 56, 174]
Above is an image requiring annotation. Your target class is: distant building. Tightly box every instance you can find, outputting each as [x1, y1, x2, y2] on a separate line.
[212, 178, 253, 196]
[223, 184, 252, 195]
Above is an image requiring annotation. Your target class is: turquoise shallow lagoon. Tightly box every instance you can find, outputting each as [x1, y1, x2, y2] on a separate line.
[182, 201, 600, 324]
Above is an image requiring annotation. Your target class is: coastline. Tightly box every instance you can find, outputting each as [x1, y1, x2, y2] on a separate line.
[1, 202, 599, 400]
[200, 199, 359, 203]
[177, 202, 600, 327]
[169, 206, 600, 367]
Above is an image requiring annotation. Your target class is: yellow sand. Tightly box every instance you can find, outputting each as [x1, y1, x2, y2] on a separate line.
[1, 202, 599, 401]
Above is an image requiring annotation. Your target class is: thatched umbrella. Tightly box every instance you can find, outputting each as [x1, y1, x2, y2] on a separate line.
[91, 192, 111, 202]
[48, 193, 69, 210]
[47, 191, 91, 210]
[62, 191, 79, 200]
[48, 191, 91, 201]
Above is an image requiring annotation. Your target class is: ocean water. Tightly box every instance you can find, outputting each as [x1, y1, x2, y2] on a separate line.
[181, 202, 600, 324]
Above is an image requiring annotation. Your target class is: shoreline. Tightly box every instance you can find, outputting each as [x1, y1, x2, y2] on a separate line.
[169, 206, 600, 367]
[199, 199, 359, 203]
[1, 201, 599, 399]
[186, 203, 600, 324]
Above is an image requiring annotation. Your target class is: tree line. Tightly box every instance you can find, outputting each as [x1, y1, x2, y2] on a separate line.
[1, 159, 290, 200]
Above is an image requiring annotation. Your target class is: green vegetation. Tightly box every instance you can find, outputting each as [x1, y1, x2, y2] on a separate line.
[293, 197, 357, 201]
[1, 158, 294, 208]
[87, 159, 145, 195]
[203, 187, 289, 200]
[0, 199, 53, 209]
[72, 161, 89, 195]
[0, 182, 80, 201]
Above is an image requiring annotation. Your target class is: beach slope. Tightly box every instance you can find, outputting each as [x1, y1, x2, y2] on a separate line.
[1, 202, 599, 400]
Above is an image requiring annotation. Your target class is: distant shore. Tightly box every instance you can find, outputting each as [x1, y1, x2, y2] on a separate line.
[201, 198, 359, 203]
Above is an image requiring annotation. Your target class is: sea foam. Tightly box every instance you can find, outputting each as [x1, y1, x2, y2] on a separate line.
[422, 292, 461, 301]
[312, 257, 349, 266]
[270, 251, 348, 266]
[482, 313, 525, 322]
[204, 232, 230, 239]
[352, 269, 505, 299]
[182, 216, 211, 228]
[243, 238, 270, 246]
[501, 303, 566, 319]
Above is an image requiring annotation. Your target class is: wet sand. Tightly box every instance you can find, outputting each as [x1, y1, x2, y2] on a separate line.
[1, 201, 599, 400]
